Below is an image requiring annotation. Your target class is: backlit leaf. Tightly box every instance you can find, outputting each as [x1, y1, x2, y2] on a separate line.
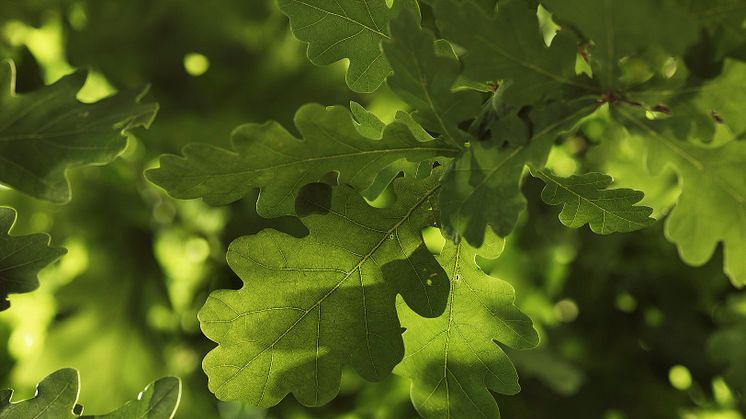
[199, 172, 450, 406]
[619, 109, 746, 286]
[0, 369, 180, 418]
[395, 230, 538, 418]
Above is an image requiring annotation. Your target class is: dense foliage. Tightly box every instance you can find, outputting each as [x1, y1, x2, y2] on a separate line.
[0, 0, 745, 418]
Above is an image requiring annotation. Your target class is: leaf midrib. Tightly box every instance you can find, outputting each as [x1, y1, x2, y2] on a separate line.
[171, 145, 459, 180]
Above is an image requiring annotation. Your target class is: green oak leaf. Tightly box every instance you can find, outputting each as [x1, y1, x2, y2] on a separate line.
[0, 369, 181, 418]
[542, 0, 696, 89]
[198, 172, 451, 407]
[0, 207, 66, 311]
[383, 8, 480, 144]
[532, 170, 655, 234]
[278, 0, 416, 93]
[395, 229, 538, 418]
[89, 376, 181, 419]
[629, 60, 746, 141]
[619, 108, 746, 286]
[432, 0, 595, 105]
[148, 103, 459, 217]
[348, 101, 444, 200]
[350, 100, 386, 139]
[440, 100, 597, 246]
[0, 59, 158, 203]
[0, 369, 80, 419]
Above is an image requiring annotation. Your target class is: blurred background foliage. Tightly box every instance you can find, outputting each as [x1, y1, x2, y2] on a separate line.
[0, 1, 744, 418]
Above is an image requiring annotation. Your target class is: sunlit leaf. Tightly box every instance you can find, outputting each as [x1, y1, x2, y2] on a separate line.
[396, 230, 538, 418]
[199, 172, 450, 406]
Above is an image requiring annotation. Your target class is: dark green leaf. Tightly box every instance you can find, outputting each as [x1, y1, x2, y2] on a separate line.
[532, 170, 654, 234]
[88, 377, 181, 419]
[0, 207, 66, 311]
[0, 59, 158, 203]
[439, 101, 597, 246]
[432, 0, 594, 105]
[543, 0, 696, 89]
[383, 8, 480, 144]
[278, 0, 416, 93]
[0, 369, 79, 419]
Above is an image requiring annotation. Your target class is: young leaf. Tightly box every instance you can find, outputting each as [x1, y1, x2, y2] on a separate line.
[619, 109, 746, 287]
[0, 369, 181, 418]
[0, 59, 158, 203]
[432, 0, 594, 105]
[383, 8, 480, 144]
[542, 0, 696, 89]
[439, 101, 597, 246]
[395, 230, 538, 418]
[0, 207, 66, 311]
[199, 172, 451, 407]
[148, 104, 459, 217]
[532, 170, 655, 234]
[278, 0, 416, 93]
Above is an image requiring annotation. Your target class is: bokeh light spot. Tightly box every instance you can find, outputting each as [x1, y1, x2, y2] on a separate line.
[184, 53, 210, 77]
